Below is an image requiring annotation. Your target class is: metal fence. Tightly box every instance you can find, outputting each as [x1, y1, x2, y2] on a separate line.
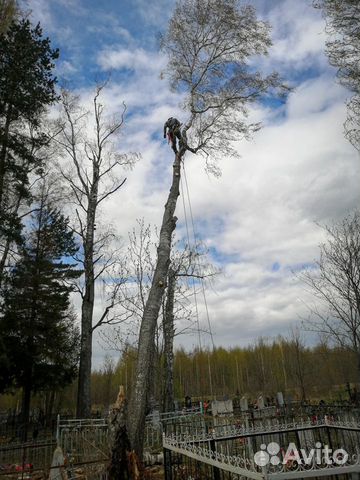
[163, 420, 360, 480]
[0, 439, 57, 480]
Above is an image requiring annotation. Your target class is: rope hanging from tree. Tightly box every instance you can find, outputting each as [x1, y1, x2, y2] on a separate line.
[180, 161, 216, 398]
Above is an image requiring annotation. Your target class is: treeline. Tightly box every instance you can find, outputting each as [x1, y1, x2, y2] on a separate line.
[2, 336, 355, 414]
[91, 338, 358, 408]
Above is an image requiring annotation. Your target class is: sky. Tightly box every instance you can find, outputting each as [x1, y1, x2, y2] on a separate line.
[24, 0, 360, 369]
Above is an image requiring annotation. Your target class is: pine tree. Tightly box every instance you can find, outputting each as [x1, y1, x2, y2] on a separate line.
[0, 19, 59, 281]
[0, 197, 80, 440]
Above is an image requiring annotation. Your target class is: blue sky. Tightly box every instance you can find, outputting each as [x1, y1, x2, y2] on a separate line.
[25, 0, 360, 368]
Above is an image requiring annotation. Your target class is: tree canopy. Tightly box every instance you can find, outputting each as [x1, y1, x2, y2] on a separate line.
[160, 0, 287, 172]
[0, 197, 80, 433]
[314, 0, 360, 150]
[0, 19, 59, 281]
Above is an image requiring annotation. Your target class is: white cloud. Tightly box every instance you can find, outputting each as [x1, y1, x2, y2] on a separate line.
[25, 0, 360, 369]
[26, 0, 54, 30]
[286, 75, 349, 118]
[97, 47, 166, 73]
[56, 60, 78, 79]
[266, 0, 327, 70]
[92, 39, 359, 367]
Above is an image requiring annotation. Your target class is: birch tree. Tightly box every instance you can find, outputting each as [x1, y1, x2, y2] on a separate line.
[104, 220, 213, 409]
[126, 0, 286, 457]
[56, 85, 138, 418]
[162, 245, 217, 412]
[314, 0, 360, 150]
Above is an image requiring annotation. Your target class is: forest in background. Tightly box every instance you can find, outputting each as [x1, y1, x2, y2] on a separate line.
[0, 336, 358, 415]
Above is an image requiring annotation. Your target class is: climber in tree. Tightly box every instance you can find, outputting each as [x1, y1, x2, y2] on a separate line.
[163, 117, 182, 154]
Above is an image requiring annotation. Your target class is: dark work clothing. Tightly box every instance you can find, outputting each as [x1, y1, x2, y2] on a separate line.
[164, 117, 182, 153]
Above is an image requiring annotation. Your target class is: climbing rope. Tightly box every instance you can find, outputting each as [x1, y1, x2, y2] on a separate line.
[181, 163, 215, 350]
[180, 161, 216, 399]
[180, 173, 202, 352]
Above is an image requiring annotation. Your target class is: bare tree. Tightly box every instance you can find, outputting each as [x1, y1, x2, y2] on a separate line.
[162, 247, 216, 413]
[116, 220, 156, 332]
[314, 0, 360, 150]
[288, 328, 308, 403]
[126, 0, 286, 457]
[55, 85, 138, 418]
[103, 220, 215, 409]
[300, 211, 360, 385]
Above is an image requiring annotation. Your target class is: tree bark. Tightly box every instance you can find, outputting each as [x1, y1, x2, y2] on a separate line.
[357, 348, 360, 404]
[163, 267, 176, 413]
[0, 105, 12, 208]
[108, 387, 132, 480]
[76, 319, 93, 417]
[0, 190, 23, 285]
[127, 152, 181, 457]
[76, 187, 97, 418]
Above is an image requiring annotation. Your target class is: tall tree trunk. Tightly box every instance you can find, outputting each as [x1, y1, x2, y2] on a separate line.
[0, 191, 23, 285]
[0, 106, 12, 286]
[77, 189, 97, 418]
[357, 348, 360, 404]
[127, 152, 181, 457]
[163, 267, 176, 413]
[0, 236, 11, 286]
[0, 105, 12, 208]
[294, 344, 306, 403]
[77, 303, 93, 417]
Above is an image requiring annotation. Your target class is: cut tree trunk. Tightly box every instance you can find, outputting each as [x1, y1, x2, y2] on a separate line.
[163, 267, 176, 413]
[127, 151, 182, 458]
[108, 387, 132, 480]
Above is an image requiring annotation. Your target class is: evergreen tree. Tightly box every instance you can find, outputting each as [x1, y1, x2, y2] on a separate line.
[0, 19, 59, 281]
[0, 198, 80, 439]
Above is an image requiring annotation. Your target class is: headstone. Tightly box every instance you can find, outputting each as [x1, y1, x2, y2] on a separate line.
[49, 446, 67, 480]
[257, 395, 265, 409]
[211, 399, 233, 415]
[276, 392, 284, 406]
[240, 396, 248, 412]
[151, 409, 161, 428]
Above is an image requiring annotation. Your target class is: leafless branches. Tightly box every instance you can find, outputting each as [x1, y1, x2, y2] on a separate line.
[300, 211, 360, 354]
[314, 0, 360, 150]
[54, 83, 139, 417]
[55, 84, 139, 329]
